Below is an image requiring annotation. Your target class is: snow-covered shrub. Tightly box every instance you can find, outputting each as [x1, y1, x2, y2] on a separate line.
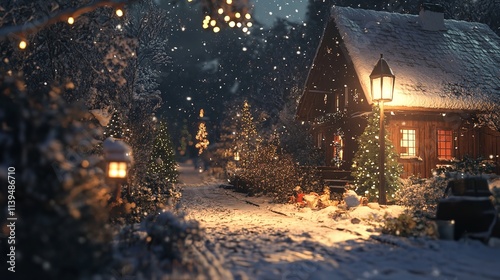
[396, 156, 496, 217]
[395, 176, 448, 217]
[382, 213, 437, 238]
[435, 155, 496, 177]
[0, 74, 112, 279]
[111, 210, 231, 279]
[120, 182, 182, 224]
[229, 142, 323, 203]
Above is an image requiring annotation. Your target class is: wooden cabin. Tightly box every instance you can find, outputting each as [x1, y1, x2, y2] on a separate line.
[297, 5, 500, 178]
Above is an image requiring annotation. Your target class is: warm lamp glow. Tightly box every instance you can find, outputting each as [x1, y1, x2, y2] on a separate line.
[115, 9, 124, 17]
[229, 21, 236, 28]
[18, 40, 27, 49]
[371, 76, 394, 101]
[234, 151, 240, 161]
[213, 26, 220, 33]
[227, 0, 233, 4]
[370, 54, 395, 102]
[67, 17, 75, 24]
[108, 162, 127, 178]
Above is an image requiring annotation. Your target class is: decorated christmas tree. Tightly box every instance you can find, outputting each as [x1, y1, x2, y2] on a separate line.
[104, 109, 129, 140]
[195, 109, 210, 155]
[148, 121, 178, 184]
[351, 105, 402, 202]
[235, 100, 259, 168]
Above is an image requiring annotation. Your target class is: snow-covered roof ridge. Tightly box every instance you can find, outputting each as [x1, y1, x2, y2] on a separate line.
[331, 6, 500, 111]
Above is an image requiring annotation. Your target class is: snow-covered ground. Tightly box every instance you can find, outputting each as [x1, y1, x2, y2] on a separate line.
[177, 162, 500, 280]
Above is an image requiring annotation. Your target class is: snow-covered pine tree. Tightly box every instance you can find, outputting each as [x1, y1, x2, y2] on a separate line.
[123, 0, 170, 191]
[104, 109, 128, 140]
[351, 105, 402, 202]
[236, 100, 259, 168]
[148, 121, 178, 184]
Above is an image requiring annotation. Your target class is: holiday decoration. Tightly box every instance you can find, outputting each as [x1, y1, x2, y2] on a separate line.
[195, 109, 210, 155]
[235, 100, 258, 168]
[195, 0, 253, 33]
[148, 121, 178, 184]
[351, 105, 402, 202]
[104, 110, 129, 140]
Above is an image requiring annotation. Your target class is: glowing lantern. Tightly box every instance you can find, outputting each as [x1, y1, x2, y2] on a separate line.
[103, 137, 133, 181]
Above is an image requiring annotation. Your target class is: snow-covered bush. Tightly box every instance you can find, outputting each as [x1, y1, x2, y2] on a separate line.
[0, 74, 112, 279]
[229, 142, 323, 203]
[395, 176, 448, 217]
[396, 156, 496, 217]
[435, 155, 496, 176]
[111, 210, 231, 279]
[119, 182, 182, 224]
[382, 213, 437, 238]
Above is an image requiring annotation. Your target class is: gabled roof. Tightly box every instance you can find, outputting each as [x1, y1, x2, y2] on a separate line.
[332, 6, 500, 111]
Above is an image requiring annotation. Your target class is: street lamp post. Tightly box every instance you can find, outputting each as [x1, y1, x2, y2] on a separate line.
[369, 54, 395, 205]
[103, 137, 133, 201]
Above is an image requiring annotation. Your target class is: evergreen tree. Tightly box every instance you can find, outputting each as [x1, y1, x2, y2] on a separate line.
[104, 109, 128, 140]
[178, 119, 193, 158]
[235, 100, 259, 168]
[195, 109, 210, 155]
[351, 105, 402, 202]
[148, 121, 178, 183]
[275, 84, 323, 165]
[195, 122, 209, 155]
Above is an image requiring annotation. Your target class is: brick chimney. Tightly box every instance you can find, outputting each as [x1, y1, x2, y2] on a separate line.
[419, 3, 446, 31]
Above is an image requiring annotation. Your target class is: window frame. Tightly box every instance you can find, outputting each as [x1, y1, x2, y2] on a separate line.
[400, 128, 417, 158]
[437, 129, 454, 160]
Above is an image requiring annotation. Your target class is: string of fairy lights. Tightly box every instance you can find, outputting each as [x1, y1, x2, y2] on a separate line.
[16, 7, 125, 50]
[193, 0, 253, 33]
[11, 0, 254, 50]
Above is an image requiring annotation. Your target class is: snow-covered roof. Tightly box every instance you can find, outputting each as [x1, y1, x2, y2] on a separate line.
[332, 6, 500, 111]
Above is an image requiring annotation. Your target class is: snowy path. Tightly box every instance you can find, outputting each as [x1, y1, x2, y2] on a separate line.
[177, 162, 500, 280]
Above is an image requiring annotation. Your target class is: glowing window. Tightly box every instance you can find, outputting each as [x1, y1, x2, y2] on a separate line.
[437, 130, 453, 160]
[400, 129, 416, 157]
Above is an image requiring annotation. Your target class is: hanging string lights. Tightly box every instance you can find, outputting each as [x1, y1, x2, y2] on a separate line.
[198, 0, 253, 33]
[11, 1, 127, 50]
[9, 0, 252, 50]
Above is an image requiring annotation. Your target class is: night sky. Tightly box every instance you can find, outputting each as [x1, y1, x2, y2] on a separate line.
[252, 0, 307, 26]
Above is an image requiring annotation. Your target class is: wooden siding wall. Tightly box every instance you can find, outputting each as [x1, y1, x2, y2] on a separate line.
[387, 115, 500, 178]
[313, 115, 500, 178]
